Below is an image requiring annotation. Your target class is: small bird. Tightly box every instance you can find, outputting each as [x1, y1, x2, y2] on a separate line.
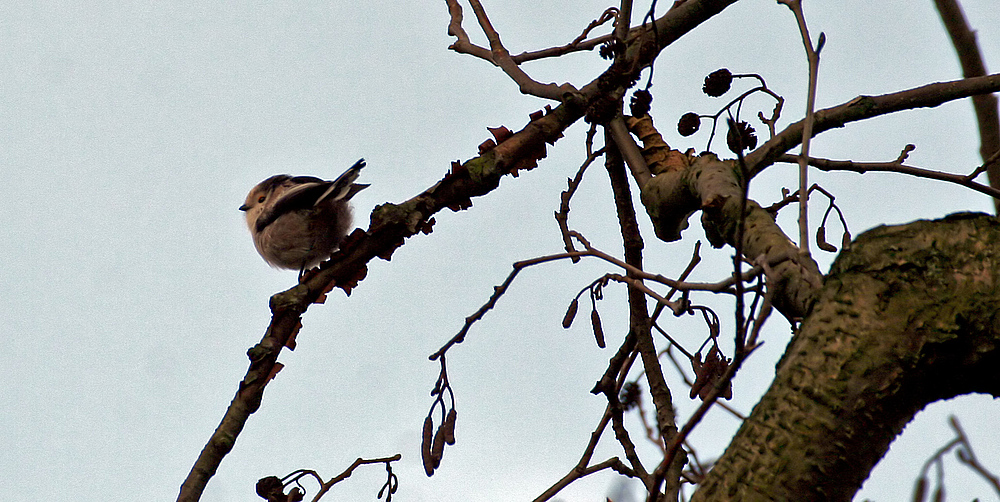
[240, 159, 369, 276]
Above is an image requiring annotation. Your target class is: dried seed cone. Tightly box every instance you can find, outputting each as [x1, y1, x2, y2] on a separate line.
[591, 309, 606, 348]
[431, 427, 446, 467]
[816, 226, 837, 252]
[562, 298, 579, 329]
[913, 477, 927, 502]
[443, 408, 457, 445]
[421, 415, 435, 476]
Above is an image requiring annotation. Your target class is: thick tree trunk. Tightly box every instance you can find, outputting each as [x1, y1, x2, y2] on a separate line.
[692, 212, 1000, 502]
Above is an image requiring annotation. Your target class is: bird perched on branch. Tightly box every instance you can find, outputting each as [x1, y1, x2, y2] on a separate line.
[240, 159, 368, 277]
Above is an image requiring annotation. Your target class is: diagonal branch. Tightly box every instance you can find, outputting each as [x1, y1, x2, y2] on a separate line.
[177, 3, 764, 499]
[933, 0, 1000, 213]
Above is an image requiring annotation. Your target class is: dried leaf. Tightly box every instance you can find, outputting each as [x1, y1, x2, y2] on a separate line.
[488, 125, 512, 144]
[478, 139, 496, 154]
[265, 362, 284, 384]
[285, 320, 302, 350]
[335, 263, 369, 295]
[689, 346, 732, 400]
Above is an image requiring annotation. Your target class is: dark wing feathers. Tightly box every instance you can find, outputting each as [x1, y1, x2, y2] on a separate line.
[255, 180, 332, 232]
[253, 159, 367, 232]
[315, 159, 367, 206]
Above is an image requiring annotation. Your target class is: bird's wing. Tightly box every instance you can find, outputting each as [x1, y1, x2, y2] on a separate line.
[255, 177, 331, 232]
[315, 159, 367, 206]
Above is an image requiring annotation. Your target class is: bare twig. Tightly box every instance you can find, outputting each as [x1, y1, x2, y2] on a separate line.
[310, 455, 402, 502]
[427, 243, 760, 362]
[536, 335, 641, 501]
[448, 0, 579, 99]
[777, 0, 823, 258]
[646, 344, 760, 501]
[605, 129, 679, 500]
[555, 124, 604, 260]
[744, 73, 1000, 179]
[509, 7, 618, 63]
[777, 153, 1000, 201]
[933, 0, 1000, 213]
[913, 416, 1000, 500]
[444, 0, 492, 61]
[695, 80, 784, 152]
[949, 417, 1000, 496]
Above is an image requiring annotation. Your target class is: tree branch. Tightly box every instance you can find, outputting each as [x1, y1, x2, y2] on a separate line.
[606, 130, 681, 500]
[179, 2, 755, 498]
[745, 73, 1000, 179]
[933, 0, 1000, 213]
[777, 153, 1000, 200]
[776, 0, 822, 257]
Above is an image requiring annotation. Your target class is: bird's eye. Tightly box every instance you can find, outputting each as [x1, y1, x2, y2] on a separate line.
[258, 196, 266, 203]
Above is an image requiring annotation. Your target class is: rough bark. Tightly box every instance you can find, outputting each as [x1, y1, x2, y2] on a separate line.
[692, 212, 1000, 502]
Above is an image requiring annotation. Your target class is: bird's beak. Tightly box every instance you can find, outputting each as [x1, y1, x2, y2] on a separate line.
[238, 204, 250, 212]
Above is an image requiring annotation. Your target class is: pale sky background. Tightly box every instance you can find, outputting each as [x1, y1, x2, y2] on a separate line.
[3, 1, 999, 501]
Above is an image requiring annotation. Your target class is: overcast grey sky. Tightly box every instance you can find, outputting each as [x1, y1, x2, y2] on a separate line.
[2, 1, 999, 501]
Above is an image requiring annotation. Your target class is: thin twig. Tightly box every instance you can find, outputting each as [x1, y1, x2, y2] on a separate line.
[428, 244, 759, 361]
[606, 126, 679, 500]
[933, 0, 1000, 213]
[536, 336, 641, 502]
[462, 0, 578, 99]
[646, 344, 760, 501]
[509, 7, 618, 63]
[777, 0, 822, 258]
[777, 153, 1000, 201]
[744, 73, 1000, 179]
[555, 124, 604, 259]
[310, 455, 402, 502]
